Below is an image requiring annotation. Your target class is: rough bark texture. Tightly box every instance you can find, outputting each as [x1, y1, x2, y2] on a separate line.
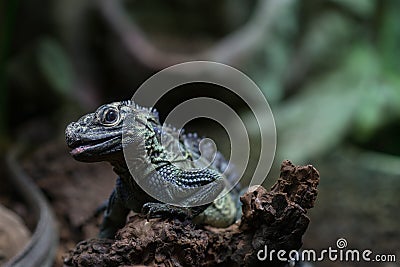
[63, 160, 319, 267]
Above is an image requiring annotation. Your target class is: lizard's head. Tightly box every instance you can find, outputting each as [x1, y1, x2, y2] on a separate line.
[65, 100, 132, 162]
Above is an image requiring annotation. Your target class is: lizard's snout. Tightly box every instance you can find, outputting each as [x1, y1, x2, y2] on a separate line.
[65, 122, 81, 148]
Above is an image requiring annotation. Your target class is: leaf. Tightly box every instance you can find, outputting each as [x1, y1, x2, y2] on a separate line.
[328, 0, 375, 17]
[275, 44, 379, 163]
[275, 81, 359, 164]
[352, 46, 400, 141]
[37, 37, 74, 97]
[379, 0, 400, 75]
[300, 12, 354, 70]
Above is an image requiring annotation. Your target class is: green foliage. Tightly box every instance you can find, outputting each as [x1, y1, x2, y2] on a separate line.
[275, 50, 361, 163]
[251, 1, 400, 163]
[328, 0, 376, 17]
[37, 38, 74, 97]
[299, 11, 353, 69]
[275, 40, 400, 163]
[379, 0, 400, 74]
[350, 42, 400, 142]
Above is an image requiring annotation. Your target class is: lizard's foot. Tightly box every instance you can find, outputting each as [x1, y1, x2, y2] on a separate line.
[142, 203, 191, 221]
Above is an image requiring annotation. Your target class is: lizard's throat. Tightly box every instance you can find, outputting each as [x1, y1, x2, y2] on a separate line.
[111, 160, 130, 177]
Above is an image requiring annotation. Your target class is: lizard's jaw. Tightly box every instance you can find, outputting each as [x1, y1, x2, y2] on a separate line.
[68, 136, 122, 162]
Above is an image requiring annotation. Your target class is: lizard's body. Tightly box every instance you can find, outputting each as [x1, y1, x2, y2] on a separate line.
[65, 100, 240, 238]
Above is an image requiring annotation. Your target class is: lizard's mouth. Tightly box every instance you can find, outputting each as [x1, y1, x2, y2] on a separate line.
[69, 136, 121, 158]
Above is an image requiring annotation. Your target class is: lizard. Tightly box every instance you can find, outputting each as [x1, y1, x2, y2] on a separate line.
[65, 100, 242, 238]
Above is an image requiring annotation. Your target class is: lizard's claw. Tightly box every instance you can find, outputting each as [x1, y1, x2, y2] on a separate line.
[141, 203, 191, 221]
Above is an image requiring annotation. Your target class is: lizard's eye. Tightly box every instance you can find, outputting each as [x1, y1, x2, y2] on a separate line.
[101, 108, 120, 126]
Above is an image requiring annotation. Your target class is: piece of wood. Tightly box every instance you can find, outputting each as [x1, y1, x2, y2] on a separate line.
[63, 160, 319, 267]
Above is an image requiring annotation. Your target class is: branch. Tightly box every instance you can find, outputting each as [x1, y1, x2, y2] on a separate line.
[97, 0, 294, 69]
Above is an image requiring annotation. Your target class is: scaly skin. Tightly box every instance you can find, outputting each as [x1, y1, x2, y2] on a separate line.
[65, 100, 240, 238]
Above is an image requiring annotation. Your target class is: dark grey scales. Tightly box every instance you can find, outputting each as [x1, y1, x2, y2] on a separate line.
[65, 100, 242, 238]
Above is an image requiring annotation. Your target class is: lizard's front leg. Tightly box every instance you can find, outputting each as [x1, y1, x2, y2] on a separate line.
[99, 188, 130, 239]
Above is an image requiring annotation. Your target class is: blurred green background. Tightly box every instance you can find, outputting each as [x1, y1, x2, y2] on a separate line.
[1, 0, 399, 266]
